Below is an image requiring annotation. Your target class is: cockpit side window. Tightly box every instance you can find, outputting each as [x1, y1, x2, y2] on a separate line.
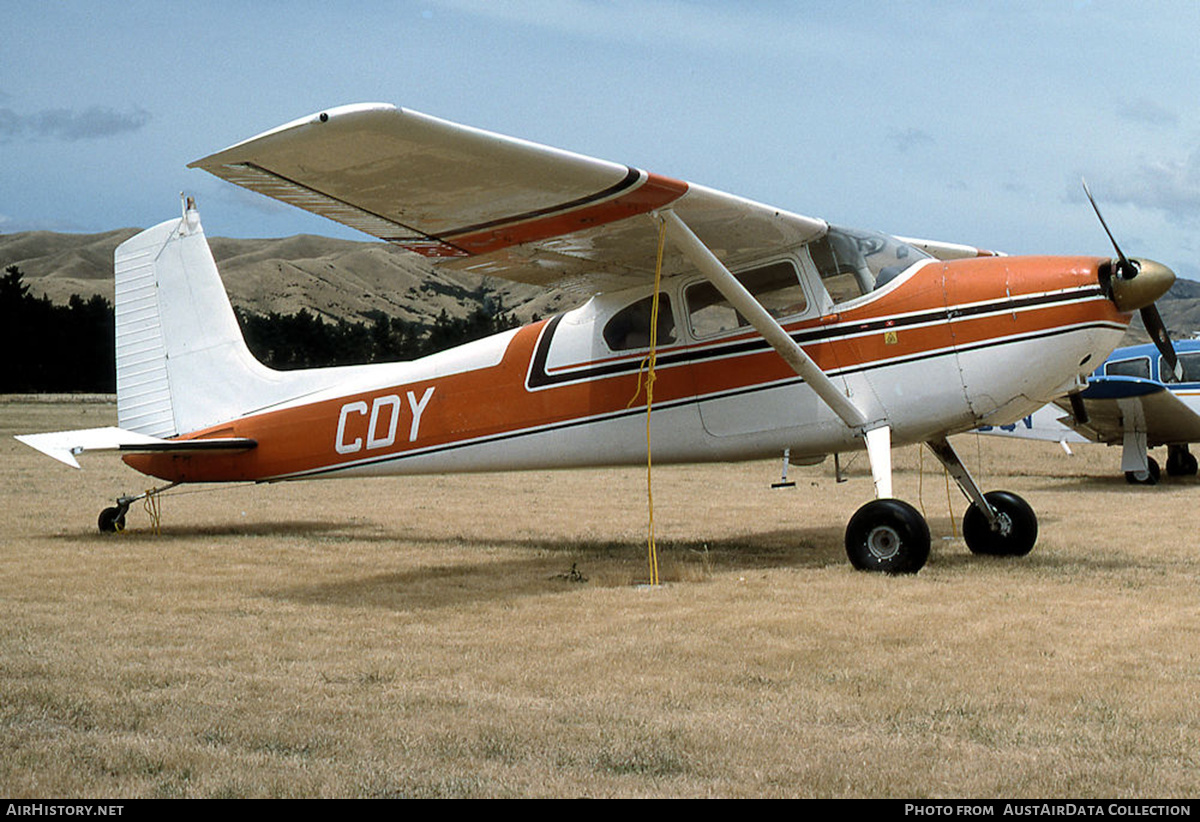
[685, 260, 806, 339]
[1162, 352, 1200, 382]
[602, 294, 676, 351]
[808, 226, 929, 305]
[1104, 356, 1151, 379]
[809, 232, 874, 303]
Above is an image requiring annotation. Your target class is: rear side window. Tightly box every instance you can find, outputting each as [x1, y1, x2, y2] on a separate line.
[603, 294, 676, 351]
[685, 261, 806, 339]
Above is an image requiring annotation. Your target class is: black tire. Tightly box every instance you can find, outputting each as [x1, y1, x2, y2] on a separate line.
[962, 491, 1037, 557]
[1166, 447, 1197, 477]
[1125, 456, 1161, 485]
[98, 506, 125, 534]
[845, 498, 930, 575]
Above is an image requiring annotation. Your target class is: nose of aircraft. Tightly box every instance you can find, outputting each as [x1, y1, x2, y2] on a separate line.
[1083, 180, 1180, 377]
[1108, 257, 1175, 312]
[1103, 255, 1181, 379]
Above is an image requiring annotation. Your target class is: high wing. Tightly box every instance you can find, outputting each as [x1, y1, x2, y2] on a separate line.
[188, 103, 828, 292]
[1053, 376, 1200, 446]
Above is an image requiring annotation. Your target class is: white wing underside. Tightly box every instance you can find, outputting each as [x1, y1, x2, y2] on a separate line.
[189, 103, 829, 293]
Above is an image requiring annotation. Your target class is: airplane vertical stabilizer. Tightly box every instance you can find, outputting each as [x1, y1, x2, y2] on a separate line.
[115, 203, 287, 437]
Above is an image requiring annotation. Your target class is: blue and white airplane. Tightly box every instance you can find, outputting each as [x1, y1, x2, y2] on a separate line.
[981, 339, 1200, 484]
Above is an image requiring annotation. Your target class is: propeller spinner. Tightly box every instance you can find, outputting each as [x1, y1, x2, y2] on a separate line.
[1082, 179, 1180, 380]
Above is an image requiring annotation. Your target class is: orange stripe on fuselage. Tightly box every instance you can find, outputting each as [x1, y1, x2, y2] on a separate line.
[123, 254, 1125, 483]
[689, 256, 1121, 399]
[123, 320, 697, 483]
[937, 255, 1124, 353]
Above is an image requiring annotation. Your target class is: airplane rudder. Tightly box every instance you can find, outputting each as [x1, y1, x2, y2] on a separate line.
[113, 204, 269, 436]
[115, 217, 181, 437]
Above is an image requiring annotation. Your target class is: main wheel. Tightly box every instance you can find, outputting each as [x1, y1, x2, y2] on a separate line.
[1125, 456, 1161, 485]
[98, 506, 126, 534]
[1166, 447, 1197, 477]
[962, 491, 1037, 556]
[845, 498, 930, 574]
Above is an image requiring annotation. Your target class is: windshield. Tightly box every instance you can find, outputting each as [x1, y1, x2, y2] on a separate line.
[808, 226, 930, 303]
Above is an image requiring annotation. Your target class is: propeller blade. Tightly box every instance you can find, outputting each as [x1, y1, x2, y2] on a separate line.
[1083, 178, 1136, 279]
[1141, 303, 1181, 381]
[1083, 179, 1179, 378]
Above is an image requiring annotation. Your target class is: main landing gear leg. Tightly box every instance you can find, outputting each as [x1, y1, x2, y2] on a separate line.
[845, 426, 931, 575]
[97, 483, 179, 534]
[926, 437, 1037, 557]
[1119, 401, 1157, 485]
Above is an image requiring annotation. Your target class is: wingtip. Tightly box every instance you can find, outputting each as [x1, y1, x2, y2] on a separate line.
[189, 102, 399, 169]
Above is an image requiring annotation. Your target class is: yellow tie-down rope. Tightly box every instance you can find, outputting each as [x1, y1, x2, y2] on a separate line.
[917, 447, 959, 539]
[143, 488, 162, 536]
[627, 217, 668, 586]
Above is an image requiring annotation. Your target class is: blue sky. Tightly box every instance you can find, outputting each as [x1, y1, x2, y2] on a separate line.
[5, 1, 1200, 278]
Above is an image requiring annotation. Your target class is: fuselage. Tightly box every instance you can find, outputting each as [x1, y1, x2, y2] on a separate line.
[123, 249, 1129, 484]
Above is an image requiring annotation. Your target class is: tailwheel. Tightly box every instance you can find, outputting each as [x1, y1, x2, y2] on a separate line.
[98, 504, 128, 534]
[962, 491, 1037, 557]
[95, 483, 175, 534]
[845, 498, 930, 575]
[1124, 456, 1160, 485]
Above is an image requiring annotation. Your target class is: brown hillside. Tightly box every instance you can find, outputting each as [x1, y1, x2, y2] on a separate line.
[0, 229, 577, 326]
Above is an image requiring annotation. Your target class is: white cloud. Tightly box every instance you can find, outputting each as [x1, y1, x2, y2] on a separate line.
[888, 128, 935, 154]
[430, 0, 841, 55]
[1115, 98, 1180, 128]
[0, 106, 150, 142]
[1102, 149, 1200, 224]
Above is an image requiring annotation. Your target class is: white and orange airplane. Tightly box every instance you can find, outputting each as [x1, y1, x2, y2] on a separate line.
[16, 104, 1179, 573]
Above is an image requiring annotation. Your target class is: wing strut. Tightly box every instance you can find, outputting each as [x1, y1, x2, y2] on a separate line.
[654, 209, 895, 498]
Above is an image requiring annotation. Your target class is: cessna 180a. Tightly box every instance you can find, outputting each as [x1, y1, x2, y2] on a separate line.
[15, 104, 1180, 573]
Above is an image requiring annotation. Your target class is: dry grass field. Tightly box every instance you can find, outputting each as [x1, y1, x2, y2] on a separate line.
[1, 397, 1198, 798]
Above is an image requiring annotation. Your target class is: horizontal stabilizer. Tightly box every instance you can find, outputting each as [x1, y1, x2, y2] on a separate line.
[15, 427, 256, 469]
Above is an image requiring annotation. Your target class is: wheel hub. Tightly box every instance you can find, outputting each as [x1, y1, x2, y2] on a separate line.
[867, 524, 902, 560]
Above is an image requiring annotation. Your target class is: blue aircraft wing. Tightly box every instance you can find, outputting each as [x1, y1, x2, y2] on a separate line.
[1054, 375, 1200, 446]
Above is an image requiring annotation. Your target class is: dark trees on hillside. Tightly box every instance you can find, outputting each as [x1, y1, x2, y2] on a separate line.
[0, 264, 521, 391]
[1, 265, 115, 392]
[233, 300, 520, 370]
